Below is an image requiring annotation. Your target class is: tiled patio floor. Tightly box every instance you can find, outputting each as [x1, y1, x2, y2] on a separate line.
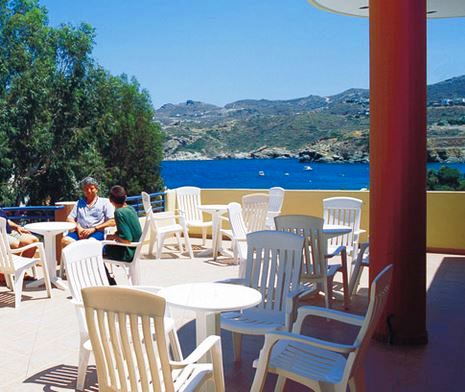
[0, 239, 464, 391]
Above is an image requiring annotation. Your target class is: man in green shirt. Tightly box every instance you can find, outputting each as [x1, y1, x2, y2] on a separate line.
[105, 185, 142, 263]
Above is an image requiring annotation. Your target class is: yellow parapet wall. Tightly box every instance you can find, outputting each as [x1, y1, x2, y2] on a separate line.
[167, 188, 465, 253]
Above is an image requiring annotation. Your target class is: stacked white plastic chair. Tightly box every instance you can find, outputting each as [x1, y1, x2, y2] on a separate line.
[82, 286, 225, 392]
[142, 192, 193, 259]
[265, 187, 285, 229]
[101, 216, 151, 285]
[175, 186, 212, 246]
[275, 214, 350, 309]
[63, 240, 183, 391]
[0, 217, 52, 308]
[323, 197, 364, 261]
[251, 264, 393, 392]
[221, 230, 312, 362]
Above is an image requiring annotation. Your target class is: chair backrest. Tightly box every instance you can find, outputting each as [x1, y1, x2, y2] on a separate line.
[323, 197, 362, 251]
[227, 202, 247, 241]
[244, 231, 304, 314]
[242, 193, 269, 232]
[268, 187, 285, 213]
[62, 240, 110, 304]
[141, 191, 152, 214]
[274, 215, 326, 280]
[150, 211, 178, 232]
[345, 264, 393, 384]
[0, 218, 14, 273]
[132, 217, 152, 261]
[175, 186, 204, 223]
[82, 286, 175, 392]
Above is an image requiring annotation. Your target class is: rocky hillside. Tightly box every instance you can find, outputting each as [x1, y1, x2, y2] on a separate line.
[157, 76, 465, 163]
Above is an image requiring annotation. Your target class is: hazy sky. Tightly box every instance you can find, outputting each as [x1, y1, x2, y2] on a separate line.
[41, 0, 465, 108]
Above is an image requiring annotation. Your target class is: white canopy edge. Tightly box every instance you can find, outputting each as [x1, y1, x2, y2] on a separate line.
[307, 0, 465, 19]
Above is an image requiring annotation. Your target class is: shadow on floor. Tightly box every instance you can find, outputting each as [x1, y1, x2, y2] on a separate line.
[24, 364, 98, 392]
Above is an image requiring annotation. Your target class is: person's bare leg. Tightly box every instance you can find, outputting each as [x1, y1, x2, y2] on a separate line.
[18, 236, 39, 258]
[61, 235, 76, 248]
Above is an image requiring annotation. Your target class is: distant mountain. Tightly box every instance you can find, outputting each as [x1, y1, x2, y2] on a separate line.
[157, 76, 465, 162]
[428, 75, 465, 103]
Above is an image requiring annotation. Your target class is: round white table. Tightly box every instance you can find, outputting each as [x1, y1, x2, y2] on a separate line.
[158, 282, 262, 347]
[24, 221, 75, 290]
[197, 205, 229, 260]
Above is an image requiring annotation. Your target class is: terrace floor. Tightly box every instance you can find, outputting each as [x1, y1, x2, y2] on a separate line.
[0, 238, 464, 391]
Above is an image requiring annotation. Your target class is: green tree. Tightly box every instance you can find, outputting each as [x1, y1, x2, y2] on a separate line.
[427, 166, 465, 191]
[0, 0, 164, 205]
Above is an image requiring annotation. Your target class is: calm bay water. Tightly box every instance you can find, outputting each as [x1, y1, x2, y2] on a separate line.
[161, 159, 465, 190]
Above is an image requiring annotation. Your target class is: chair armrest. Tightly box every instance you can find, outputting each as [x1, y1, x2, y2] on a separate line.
[293, 305, 364, 333]
[170, 335, 222, 368]
[285, 286, 315, 330]
[10, 241, 44, 255]
[215, 278, 247, 285]
[355, 229, 366, 235]
[264, 331, 358, 355]
[325, 245, 346, 258]
[101, 240, 140, 248]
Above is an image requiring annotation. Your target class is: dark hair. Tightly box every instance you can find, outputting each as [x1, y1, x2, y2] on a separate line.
[109, 185, 127, 205]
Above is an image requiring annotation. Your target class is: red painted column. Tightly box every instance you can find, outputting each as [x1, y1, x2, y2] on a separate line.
[369, 0, 428, 344]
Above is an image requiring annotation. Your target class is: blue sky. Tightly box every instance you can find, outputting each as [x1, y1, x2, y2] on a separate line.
[41, 0, 465, 108]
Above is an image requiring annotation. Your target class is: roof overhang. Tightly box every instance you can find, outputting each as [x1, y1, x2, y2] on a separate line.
[308, 0, 465, 18]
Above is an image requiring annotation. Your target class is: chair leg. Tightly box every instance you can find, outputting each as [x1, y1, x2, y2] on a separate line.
[175, 232, 183, 254]
[340, 249, 350, 310]
[41, 261, 53, 298]
[232, 332, 242, 362]
[5, 274, 14, 290]
[349, 262, 363, 297]
[168, 329, 183, 361]
[274, 376, 286, 392]
[156, 233, 165, 260]
[323, 278, 330, 309]
[129, 263, 141, 286]
[183, 228, 194, 259]
[148, 228, 156, 256]
[13, 270, 27, 308]
[202, 227, 207, 246]
[77, 342, 91, 391]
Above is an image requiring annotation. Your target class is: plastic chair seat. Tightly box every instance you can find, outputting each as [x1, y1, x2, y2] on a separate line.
[157, 223, 184, 235]
[221, 309, 286, 335]
[268, 339, 346, 385]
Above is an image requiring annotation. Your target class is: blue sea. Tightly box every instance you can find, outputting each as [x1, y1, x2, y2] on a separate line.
[161, 159, 465, 190]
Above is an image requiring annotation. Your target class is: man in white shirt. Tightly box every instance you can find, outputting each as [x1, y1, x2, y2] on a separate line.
[62, 177, 115, 247]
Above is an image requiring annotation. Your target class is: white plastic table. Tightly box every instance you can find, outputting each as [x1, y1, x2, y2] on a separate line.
[197, 205, 229, 260]
[158, 282, 262, 346]
[24, 221, 75, 290]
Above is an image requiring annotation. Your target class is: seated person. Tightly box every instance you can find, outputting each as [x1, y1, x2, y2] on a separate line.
[0, 208, 38, 258]
[104, 185, 142, 262]
[62, 177, 115, 247]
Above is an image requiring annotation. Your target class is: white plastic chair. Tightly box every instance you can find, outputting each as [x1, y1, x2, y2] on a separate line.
[251, 264, 393, 392]
[323, 197, 364, 260]
[63, 240, 183, 391]
[266, 187, 285, 229]
[144, 190, 193, 259]
[148, 210, 193, 259]
[101, 216, 151, 285]
[241, 193, 269, 233]
[349, 242, 369, 297]
[275, 215, 350, 309]
[0, 217, 52, 308]
[175, 186, 212, 246]
[221, 230, 312, 362]
[82, 286, 225, 392]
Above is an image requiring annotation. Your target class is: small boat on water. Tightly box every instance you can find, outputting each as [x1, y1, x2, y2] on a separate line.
[258, 170, 265, 176]
[304, 165, 313, 171]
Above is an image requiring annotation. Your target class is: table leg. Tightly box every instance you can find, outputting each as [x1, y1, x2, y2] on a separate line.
[195, 311, 220, 392]
[211, 212, 220, 261]
[27, 233, 67, 290]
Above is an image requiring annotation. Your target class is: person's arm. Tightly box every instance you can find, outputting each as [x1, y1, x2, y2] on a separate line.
[8, 219, 30, 234]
